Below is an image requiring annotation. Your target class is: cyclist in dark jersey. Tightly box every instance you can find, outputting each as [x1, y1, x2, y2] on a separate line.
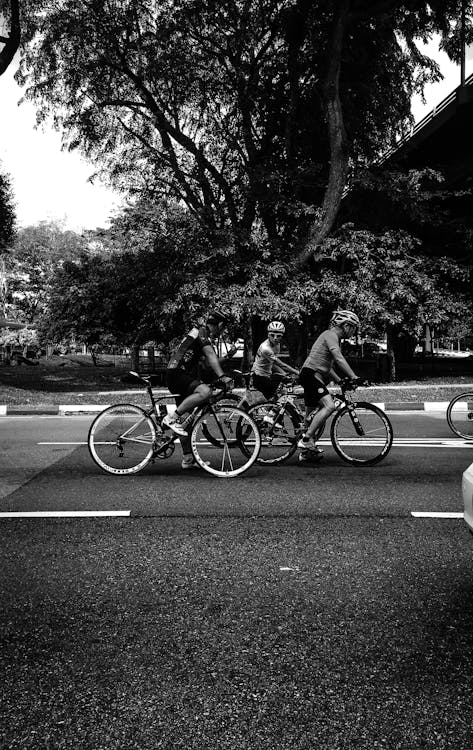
[163, 309, 233, 469]
[298, 310, 361, 463]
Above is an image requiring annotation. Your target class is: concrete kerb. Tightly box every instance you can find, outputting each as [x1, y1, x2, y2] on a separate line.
[1, 384, 471, 416]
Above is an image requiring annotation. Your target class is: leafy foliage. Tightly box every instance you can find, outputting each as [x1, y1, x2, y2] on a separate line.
[0, 167, 16, 252]
[5, 221, 86, 323]
[317, 223, 472, 342]
[16, 0, 463, 258]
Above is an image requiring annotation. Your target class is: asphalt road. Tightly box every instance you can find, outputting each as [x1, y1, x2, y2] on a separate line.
[1, 413, 473, 749]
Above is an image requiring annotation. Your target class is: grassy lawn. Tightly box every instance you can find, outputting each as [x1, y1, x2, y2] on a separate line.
[1, 359, 473, 405]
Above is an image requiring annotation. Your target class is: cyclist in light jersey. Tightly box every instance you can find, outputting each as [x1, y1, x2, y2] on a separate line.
[298, 310, 361, 461]
[251, 321, 299, 399]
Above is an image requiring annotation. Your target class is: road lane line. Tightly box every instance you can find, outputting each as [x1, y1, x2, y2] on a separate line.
[38, 442, 87, 445]
[0, 511, 131, 518]
[411, 512, 464, 518]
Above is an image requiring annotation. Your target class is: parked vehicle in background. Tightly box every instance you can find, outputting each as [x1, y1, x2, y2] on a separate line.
[462, 461, 473, 535]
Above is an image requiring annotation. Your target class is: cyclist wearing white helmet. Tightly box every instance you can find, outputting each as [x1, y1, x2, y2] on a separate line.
[298, 309, 361, 462]
[251, 321, 299, 400]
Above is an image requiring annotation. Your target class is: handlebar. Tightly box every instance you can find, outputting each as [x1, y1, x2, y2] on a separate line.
[338, 377, 371, 391]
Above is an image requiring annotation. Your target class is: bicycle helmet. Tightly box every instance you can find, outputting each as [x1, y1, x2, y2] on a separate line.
[207, 308, 229, 325]
[330, 310, 360, 329]
[268, 321, 285, 334]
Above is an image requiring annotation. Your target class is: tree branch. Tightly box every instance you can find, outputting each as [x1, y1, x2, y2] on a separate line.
[0, 0, 20, 77]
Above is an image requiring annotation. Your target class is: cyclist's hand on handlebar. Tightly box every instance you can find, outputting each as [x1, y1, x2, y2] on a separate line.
[351, 376, 369, 388]
[215, 375, 234, 391]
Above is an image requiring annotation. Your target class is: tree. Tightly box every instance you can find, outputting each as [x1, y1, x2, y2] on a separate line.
[314, 224, 472, 379]
[0, 167, 15, 253]
[16, 0, 455, 262]
[0, 167, 16, 319]
[5, 221, 86, 323]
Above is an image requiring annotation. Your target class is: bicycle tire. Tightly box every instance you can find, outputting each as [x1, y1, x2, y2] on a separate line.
[330, 402, 393, 466]
[446, 392, 473, 439]
[190, 404, 261, 477]
[88, 403, 156, 475]
[245, 401, 302, 465]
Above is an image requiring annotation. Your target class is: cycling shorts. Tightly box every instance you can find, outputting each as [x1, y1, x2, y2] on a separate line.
[298, 367, 330, 408]
[166, 369, 201, 407]
[252, 373, 283, 400]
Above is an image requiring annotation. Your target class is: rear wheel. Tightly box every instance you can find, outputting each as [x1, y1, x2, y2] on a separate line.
[246, 401, 302, 465]
[191, 404, 260, 477]
[446, 392, 473, 440]
[330, 402, 393, 466]
[88, 403, 156, 475]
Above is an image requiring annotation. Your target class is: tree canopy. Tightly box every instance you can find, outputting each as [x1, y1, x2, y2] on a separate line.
[17, 0, 471, 263]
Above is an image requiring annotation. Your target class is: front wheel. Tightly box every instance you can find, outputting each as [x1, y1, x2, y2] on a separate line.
[88, 403, 156, 475]
[446, 392, 473, 440]
[190, 404, 260, 477]
[330, 402, 393, 466]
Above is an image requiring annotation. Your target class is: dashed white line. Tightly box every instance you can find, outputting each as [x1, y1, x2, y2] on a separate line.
[411, 512, 464, 518]
[0, 511, 131, 518]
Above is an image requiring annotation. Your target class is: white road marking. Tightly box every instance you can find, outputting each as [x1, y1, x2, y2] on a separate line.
[411, 512, 464, 518]
[0, 511, 131, 518]
[38, 441, 87, 445]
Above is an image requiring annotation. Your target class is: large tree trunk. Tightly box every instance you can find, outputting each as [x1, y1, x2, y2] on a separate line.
[241, 316, 254, 371]
[296, 0, 351, 267]
[130, 344, 140, 372]
[386, 329, 396, 383]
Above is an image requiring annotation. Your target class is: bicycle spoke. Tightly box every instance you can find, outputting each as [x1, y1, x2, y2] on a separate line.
[191, 405, 260, 477]
[88, 404, 156, 474]
[331, 403, 393, 466]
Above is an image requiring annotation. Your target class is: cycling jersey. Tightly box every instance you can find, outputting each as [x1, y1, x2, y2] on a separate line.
[251, 338, 280, 377]
[167, 326, 213, 377]
[302, 328, 356, 383]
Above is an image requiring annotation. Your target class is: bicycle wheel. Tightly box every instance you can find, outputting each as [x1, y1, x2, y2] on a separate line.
[246, 401, 302, 464]
[447, 393, 473, 439]
[88, 403, 156, 475]
[191, 404, 261, 477]
[330, 402, 393, 466]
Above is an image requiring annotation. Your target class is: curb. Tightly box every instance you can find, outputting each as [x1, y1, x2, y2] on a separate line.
[0, 402, 455, 416]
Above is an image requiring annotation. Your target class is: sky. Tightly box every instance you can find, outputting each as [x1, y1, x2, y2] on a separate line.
[0, 37, 472, 233]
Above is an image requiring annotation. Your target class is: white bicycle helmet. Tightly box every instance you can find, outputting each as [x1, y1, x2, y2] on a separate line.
[330, 310, 360, 329]
[267, 321, 285, 334]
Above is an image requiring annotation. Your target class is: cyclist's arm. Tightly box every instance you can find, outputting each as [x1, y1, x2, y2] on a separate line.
[327, 333, 357, 379]
[272, 357, 299, 376]
[328, 368, 341, 384]
[202, 343, 225, 379]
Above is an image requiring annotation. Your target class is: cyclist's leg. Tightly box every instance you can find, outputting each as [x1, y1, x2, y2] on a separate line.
[306, 396, 336, 438]
[298, 369, 336, 450]
[252, 374, 276, 401]
[165, 370, 211, 459]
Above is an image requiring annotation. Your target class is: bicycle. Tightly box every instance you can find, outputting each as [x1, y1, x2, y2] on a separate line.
[446, 391, 473, 440]
[87, 371, 261, 478]
[238, 376, 393, 466]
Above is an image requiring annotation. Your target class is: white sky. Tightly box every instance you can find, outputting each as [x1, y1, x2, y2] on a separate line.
[0, 37, 472, 232]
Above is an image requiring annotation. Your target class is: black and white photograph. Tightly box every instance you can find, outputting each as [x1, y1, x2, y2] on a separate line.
[1, 1, 473, 747]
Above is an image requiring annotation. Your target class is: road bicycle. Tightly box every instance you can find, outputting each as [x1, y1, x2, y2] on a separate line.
[446, 391, 473, 440]
[87, 371, 261, 478]
[234, 375, 393, 466]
